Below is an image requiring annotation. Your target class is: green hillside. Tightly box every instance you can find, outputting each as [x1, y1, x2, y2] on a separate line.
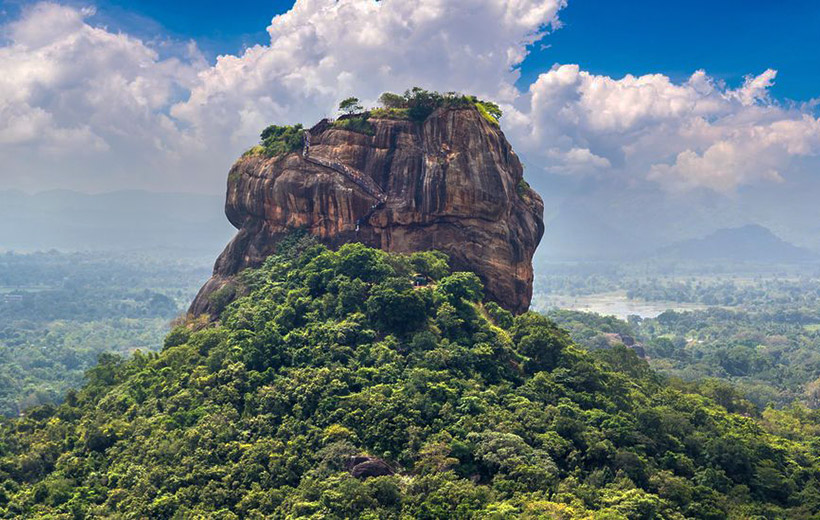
[2, 237, 820, 519]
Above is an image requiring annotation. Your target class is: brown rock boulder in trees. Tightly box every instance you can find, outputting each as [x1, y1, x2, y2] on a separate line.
[191, 106, 544, 316]
[347, 456, 395, 479]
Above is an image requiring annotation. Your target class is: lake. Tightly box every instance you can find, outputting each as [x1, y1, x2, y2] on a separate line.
[532, 290, 708, 320]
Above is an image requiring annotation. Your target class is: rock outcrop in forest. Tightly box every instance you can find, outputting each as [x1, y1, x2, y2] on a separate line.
[191, 98, 544, 316]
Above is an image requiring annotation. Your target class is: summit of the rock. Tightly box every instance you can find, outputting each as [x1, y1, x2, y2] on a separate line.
[192, 102, 544, 315]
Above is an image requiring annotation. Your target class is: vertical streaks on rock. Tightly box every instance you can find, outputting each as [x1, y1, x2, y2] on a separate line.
[191, 106, 544, 316]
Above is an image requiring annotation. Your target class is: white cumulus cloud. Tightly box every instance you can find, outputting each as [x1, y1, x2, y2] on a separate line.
[170, 0, 566, 152]
[0, 2, 206, 191]
[0, 0, 566, 192]
[0, 0, 819, 196]
[509, 65, 820, 192]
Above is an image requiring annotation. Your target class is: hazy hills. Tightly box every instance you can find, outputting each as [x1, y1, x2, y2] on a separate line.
[0, 190, 234, 260]
[538, 207, 817, 266]
[2, 190, 816, 269]
[656, 224, 818, 264]
[530, 172, 820, 267]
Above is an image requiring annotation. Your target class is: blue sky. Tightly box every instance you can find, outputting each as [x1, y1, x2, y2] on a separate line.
[5, 0, 815, 102]
[522, 0, 820, 102]
[2, 0, 820, 206]
[93, 0, 294, 56]
[2, 0, 820, 249]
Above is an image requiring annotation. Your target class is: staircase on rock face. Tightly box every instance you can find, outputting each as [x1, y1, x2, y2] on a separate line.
[303, 130, 387, 204]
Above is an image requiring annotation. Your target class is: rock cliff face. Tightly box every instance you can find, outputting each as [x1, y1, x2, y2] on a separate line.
[191, 106, 544, 315]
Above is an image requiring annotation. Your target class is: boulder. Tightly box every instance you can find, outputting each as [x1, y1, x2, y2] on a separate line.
[347, 456, 395, 479]
[191, 106, 544, 315]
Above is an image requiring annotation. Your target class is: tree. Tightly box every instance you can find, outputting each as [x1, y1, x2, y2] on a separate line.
[378, 92, 406, 109]
[481, 101, 503, 121]
[366, 279, 429, 334]
[435, 272, 483, 304]
[4, 238, 820, 519]
[258, 124, 304, 157]
[805, 376, 820, 408]
[404, 87, 441, 121]
[339, 97, 363, 115]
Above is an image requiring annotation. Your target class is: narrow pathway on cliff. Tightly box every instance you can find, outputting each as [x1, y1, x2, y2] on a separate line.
[303, 131, 387, 203]
[303, 130, 386, 231]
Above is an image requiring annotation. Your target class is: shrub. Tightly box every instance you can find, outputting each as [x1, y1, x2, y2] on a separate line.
[163, 326, 191, 350]
[333, 116, 376, 136]
[517, 178, 534, 203]
[376, 88, 503, 123]
[258, 124, 304, 157]
[378, 92, 406, 109]
[369, 107, 411, 120]
[475, 101, 502, 126]
[485, 301, 514, 329]
[208, 283, 238, 315]
[241, 145, 265, 158]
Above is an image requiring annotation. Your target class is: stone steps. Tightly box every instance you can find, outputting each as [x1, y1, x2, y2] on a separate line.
[303, 131, 387, 203]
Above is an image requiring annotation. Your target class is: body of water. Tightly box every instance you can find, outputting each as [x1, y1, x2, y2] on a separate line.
[532, 290, 708, 320]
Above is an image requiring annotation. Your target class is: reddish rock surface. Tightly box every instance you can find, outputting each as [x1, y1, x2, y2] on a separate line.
[191, 106, 544, 315]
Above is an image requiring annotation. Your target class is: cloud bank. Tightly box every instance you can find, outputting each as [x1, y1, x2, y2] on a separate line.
[512, 65, 820, 192]
[1, 0, 819, 195]
[170, 0, 566, 164]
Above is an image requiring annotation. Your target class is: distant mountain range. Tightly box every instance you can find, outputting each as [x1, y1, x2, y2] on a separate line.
[655, 224, 817, 264]
[535, 201, 651, 263]
[2, 190, 816, 268]
[528, 170, 820, 267]
[537, 206, 818, 266]
[0, 190, 234, 260]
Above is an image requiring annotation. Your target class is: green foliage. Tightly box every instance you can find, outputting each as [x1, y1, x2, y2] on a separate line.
[475, 100, 502, 126]
[377, 88, 503, 123]
[332, 116, 376, 136]
[517, 178, 530, 194]
[1, 240, 819, 518]
[366, 278, 430, 335]
[163, 326, 190, 350]
[208, 282, 238, 316]
[0, 251, 204, 417]
[409, 250, 450, 280]
[338, 96, 363, 115]
[248, 88, 502, 158]
[240, 144, 264, 158]
[378, 92, 406, 109]
[484, 301, 514, 329]
[540, 272, 820, 410]
[405, 87, 458, 121]
[255, 124, 304, 157]
[435, 272, 484, 305]
[517, 178, 533, 202]
[369, 107, 411, 120]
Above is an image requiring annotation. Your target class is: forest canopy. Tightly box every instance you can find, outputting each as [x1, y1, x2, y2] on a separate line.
[2, 237, 820, 519]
